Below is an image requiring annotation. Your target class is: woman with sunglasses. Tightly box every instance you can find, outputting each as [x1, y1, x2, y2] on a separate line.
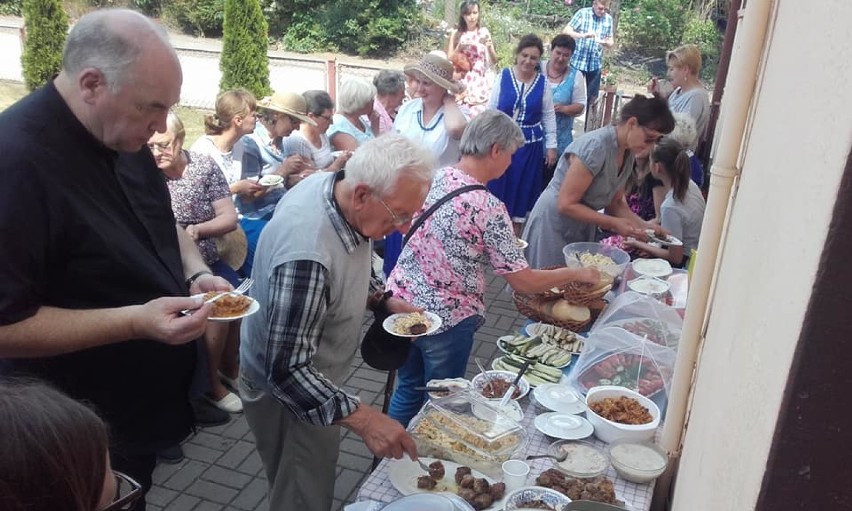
[523, 95, 675, 269]
[283, 90, 352, 172]
[0, 380, 143, 511]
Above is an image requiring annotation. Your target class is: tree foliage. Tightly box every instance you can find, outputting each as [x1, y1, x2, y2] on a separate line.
[21, 0, 67, 91]
[219, 0, 271, 98]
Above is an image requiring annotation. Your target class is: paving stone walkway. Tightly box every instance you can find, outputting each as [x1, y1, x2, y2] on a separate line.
[147, 271, 527, 511]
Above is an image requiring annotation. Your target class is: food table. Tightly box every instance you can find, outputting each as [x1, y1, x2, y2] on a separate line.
[356, 260, 684, 510]
[356, 397, 657, 510]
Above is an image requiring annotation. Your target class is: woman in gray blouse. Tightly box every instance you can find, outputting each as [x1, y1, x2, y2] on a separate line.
[523, 95, 675, 268]
[648, 44, 710, 150]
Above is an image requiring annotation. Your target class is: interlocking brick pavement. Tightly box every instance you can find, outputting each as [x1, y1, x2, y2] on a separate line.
[149, 271, 526, 511]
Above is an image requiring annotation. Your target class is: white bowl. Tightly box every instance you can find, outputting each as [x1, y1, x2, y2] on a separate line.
[504, 486, 572, 510]
[608, 439, 668, 483]
[585, 385, 661, 443]
[471, 370, 530, 401]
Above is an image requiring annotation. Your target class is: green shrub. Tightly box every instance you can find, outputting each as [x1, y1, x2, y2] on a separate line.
[219, 0, 271, 98]
[21, 0, 68, 91]
[680, 14, 722, 81]
[326, 0, 421, 57]
[619, 0, 688, 54]
[0, 0, 22, 15]
[281, 11, 331, 53]
[161, 0, 224, 37]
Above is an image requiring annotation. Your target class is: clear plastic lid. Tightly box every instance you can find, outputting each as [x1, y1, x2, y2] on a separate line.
[408, 390, 526, 457]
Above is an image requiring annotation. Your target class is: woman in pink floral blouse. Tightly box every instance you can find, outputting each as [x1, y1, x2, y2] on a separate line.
[386, 110, 599, 426]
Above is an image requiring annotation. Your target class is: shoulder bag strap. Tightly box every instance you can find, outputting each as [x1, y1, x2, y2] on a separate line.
[402, 184, 487, 248]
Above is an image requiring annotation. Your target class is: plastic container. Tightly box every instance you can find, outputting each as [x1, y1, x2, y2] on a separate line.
[407, 391, 528, 477]
[608, 439, 668, 483]
[471, 370, 531, 401]
[546, 439, 610, 478]
[563, 242, 630, 278]
[585, 386, 661, 444]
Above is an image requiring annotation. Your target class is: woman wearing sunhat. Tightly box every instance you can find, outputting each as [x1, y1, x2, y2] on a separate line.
[383, 52, 470, 277]
[234, 90, 317, 276]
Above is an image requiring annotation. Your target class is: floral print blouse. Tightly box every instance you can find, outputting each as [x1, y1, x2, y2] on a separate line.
[387, 166, 528, 332]
[165, 150, 232, 265]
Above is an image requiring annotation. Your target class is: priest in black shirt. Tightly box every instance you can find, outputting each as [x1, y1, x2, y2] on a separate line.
[0, 9, 232, 508]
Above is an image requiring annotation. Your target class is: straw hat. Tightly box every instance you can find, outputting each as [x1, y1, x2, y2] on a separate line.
[403, 53, 463, 95]
[257, 91, 317, 126]
[214, 226, 248, 271]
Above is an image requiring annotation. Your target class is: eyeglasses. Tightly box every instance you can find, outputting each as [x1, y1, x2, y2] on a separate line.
[640, 126, 664, 145]
[374, 194, 413, 226]
[316, 113, 333, 122]
[101, 471, 143, 511]
[147, 141, 173, 153]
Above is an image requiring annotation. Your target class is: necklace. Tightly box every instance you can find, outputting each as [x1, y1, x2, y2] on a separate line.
[546, 62, 566, 81]
[417, 110, 444, 132]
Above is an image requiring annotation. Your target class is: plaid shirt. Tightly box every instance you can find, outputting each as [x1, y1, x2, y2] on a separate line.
[262, 173, 383, 426]
[568, 7, 613, 72]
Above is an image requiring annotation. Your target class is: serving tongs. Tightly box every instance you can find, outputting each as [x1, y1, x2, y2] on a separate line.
[499, 360, 531, 407]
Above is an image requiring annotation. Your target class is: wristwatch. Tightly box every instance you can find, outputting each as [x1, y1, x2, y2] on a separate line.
[185, 270, 212, 289]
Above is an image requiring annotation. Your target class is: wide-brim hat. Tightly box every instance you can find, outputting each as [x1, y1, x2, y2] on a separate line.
[403, 53, 463, 95]
[214, 226, 248, 271]
[257, 91, 317, 126]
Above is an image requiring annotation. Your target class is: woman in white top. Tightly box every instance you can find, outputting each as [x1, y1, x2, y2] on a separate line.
[283, 90, 352, 171]
[625, 138, 706, 267]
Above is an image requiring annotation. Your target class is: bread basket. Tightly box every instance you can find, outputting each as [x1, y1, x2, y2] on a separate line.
[512, 292, 592, 332]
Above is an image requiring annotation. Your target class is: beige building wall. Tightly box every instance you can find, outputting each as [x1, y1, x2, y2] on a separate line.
[672, 0, 852, 509]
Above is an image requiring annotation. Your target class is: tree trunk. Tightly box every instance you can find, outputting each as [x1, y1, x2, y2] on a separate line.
[444, 0, 456, 26]
[610, 0, 622, 36]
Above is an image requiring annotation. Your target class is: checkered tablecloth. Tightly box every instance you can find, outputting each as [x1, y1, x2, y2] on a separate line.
[357, 398, 656, 510]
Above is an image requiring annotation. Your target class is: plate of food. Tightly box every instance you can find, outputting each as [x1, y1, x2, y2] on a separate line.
[534, 469, 629, 508]
[387, 457, 507, 510]
[258, 174, 284, 187]
[627, 277, 671, 296]
[491, 356, 567, 387]
[201, 292, 259, 321]
[644, 229, 683, 247]
[503, 485, 572, 510]
[523, 323, 585, 355]
[383, 312, 442, 337]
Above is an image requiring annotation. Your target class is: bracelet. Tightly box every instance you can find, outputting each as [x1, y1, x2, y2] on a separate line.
[185, 270, 212, 289]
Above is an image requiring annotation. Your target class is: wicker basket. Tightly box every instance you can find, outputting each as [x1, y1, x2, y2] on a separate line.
[561, 281, 613, 306]
[512, 292, 592, 332]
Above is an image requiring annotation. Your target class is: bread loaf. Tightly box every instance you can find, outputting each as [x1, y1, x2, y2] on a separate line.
[551, 300, 591, 322]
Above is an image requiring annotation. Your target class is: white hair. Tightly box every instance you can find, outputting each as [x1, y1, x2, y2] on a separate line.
[668, 112, 698, 150]
[459, 110, 525, 156]
[345, 134, 435, 196]
[337, 79, 377, 114]
[63, 9, 172, 92]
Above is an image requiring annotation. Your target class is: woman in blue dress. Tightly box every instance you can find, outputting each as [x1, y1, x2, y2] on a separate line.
[488, 34, 557, 234]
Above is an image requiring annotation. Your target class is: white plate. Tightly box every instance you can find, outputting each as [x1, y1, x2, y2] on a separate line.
[534, 412, 594, 440]
[532, 384, 586, 414]
[631, 258, 673, 278]
[382, 493, 456, 511]
[258, 174, 283, 187]
[627, 277, 671, 295]
[386, 457, 506, 510]
[207, 296, 260, 322]
[645, 229, 683, 247]
[383, 312, 442, 337]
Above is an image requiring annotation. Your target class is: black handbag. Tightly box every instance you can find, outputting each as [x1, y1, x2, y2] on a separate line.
[360, 184, 488, 371]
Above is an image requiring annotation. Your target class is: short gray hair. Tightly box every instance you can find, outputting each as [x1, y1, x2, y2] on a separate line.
[337, 79, 376, 114]
[459, 110, 525, 157]
[63, 9, 171, 92]
[346, 134, 435, 196]
[373, 70, 405, 97]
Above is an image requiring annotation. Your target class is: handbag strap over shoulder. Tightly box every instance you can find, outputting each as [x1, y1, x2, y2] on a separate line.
[402, 184, 487, 248]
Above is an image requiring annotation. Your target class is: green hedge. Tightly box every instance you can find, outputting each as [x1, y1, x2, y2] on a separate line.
[21, 0, 67, 91]
[220, 0, 271, 97]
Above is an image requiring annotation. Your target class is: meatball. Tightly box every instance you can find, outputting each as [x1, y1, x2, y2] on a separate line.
[459, 473, 476, 489]
[416, 475, 436, 490]
[472, 477, 491, 493]
[472, 493, 494, 510]
[458, 488, 477, 503]
[454, 466, 472, 485]
[489, 481, 506, 500]
[428, 460, 445, 480]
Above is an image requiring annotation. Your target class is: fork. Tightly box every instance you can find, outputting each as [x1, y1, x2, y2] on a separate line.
[416, 459, 432, 473]
[182, 278, 253, 315]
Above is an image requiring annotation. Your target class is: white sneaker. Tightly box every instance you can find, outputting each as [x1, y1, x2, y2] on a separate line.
[206, 391, 243, 413]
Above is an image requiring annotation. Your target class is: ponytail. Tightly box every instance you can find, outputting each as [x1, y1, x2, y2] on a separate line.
[651, 138, 691, 201]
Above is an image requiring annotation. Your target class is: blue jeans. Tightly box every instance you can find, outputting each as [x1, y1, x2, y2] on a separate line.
[387, 315, 481, 427]
[239, 216, 269, 278]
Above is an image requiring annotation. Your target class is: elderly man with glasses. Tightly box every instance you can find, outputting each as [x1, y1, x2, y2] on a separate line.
[239, 134, 432, 511]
